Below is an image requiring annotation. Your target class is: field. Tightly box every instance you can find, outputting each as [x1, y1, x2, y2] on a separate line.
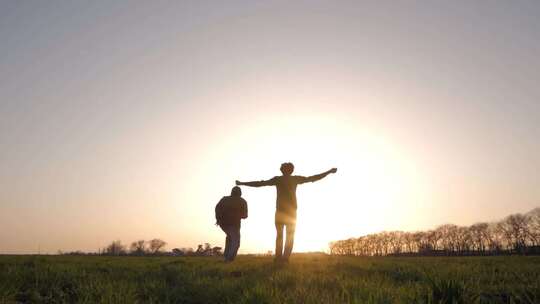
[1, 254, 539, 304]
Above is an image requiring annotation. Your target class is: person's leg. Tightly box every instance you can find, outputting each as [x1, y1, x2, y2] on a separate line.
[275, 222, 284, 259]
[221, 225, 231, 261]
[228, 226, 241, 261]
[283, 222, 296, 260]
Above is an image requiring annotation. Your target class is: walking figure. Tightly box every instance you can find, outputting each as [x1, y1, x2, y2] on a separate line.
[215, 186, 248, 262]
[236, 163, 337, 262]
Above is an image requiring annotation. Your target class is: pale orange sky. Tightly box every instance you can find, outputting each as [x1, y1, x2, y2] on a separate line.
[1, 1, 539, 254]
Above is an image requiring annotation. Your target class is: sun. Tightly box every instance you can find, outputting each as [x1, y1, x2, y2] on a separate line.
[292, 143, 415, 252]
[194, 113, 424, 253]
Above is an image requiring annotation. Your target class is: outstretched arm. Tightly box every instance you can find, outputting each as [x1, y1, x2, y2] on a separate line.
[236, 178, 276, 187]
[303, 168, 337, 183]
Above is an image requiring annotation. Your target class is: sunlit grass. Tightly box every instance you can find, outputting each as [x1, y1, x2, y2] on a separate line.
[1, 254, 539, 303]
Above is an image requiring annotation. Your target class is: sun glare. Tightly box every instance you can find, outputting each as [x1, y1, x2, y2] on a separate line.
[194, 113, 424, 253]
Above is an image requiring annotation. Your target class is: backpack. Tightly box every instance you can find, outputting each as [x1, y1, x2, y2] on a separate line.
[215, 198, 226, 225]
[215, 196, 247, 226]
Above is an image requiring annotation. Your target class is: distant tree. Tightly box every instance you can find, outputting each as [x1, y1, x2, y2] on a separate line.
[104, 240, 126, 256]
[354, 237, 366, 256]
[190, 243, 218, 256]
[330, 208, 540, 257]
[469, 223, 489, 252]
[456, 226, 472, 253]
[200, 243, 215, 255]
[329, 241, 340, 255]
[148, 239, 167, 254]
[343, 238, 355, 255]
[182, 247, 194, 255]
[428, 233, 440, 251]
[488, 223, 505, 252]
[497, 214, 529, 252]
[436, 224, 455, 252]
[130, 240, 147, 255]
[212, 246, 223, 256]
[172, 248, 184, 256]
[402, 232, 416, 253]
[388, 231, 404, 254]
[526, 208, 540, 246]
[379, 231, 390, 255]
[412, 231, 427, 253]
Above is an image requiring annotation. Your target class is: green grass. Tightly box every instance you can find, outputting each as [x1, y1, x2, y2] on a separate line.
[1, 254, 539, 303]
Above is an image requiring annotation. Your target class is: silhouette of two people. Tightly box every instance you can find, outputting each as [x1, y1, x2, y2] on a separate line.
[236, 163, 337, 262]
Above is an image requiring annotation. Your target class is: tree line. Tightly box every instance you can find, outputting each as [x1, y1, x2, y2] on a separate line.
[329, 207, 540, 256]
[59, 239, 222, 256]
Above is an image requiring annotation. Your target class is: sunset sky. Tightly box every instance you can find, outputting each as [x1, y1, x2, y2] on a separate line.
[1, 1, 539, 254]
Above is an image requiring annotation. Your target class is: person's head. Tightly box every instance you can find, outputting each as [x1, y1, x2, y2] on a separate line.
[280, 162, 294, 176]
[231, 186, 242, 197]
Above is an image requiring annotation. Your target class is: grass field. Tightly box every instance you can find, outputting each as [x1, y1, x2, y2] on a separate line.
[1, 254, 539, 303]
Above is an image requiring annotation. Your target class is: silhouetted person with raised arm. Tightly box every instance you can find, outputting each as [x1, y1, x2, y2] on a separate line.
[215, 186, 248, 262]
[236, 163, 337, 262]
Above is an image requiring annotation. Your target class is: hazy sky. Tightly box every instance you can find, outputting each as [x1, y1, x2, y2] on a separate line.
[1, 1, 539, 254]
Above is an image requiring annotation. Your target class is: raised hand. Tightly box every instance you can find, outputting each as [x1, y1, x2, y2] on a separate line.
[329, 168, 337, 174]
[235, 180, 243, 186]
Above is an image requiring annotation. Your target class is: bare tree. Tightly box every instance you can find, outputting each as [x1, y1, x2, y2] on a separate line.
[344, 238, 355, 255]
[172, 248, 184, 256]
[456, 226, 472, 253]
[488, 223, 505, 252]
[212, 246, 223, 256]
[413, 231, 427, 252]
[402, 232, 416, 253]
[388, 231, 404, 254]
[329, 208, 539, 257]
[469, 223, 489, 253]
[104, 240, 126, 256]
[526, 208, 540, 246]
[204, 243, 212, 254]
[499, 214, 529, 252]
[130, 240, 147, 255]
[148, 238, 167, 254]
[426, 229, 442, 251]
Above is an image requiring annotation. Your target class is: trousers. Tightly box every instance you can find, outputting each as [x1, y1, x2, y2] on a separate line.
[220, 224, 240, 261]
[275, 220, 296, 260]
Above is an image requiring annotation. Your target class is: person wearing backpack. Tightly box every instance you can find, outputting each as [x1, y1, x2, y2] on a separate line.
[215, 186, 248, 262]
